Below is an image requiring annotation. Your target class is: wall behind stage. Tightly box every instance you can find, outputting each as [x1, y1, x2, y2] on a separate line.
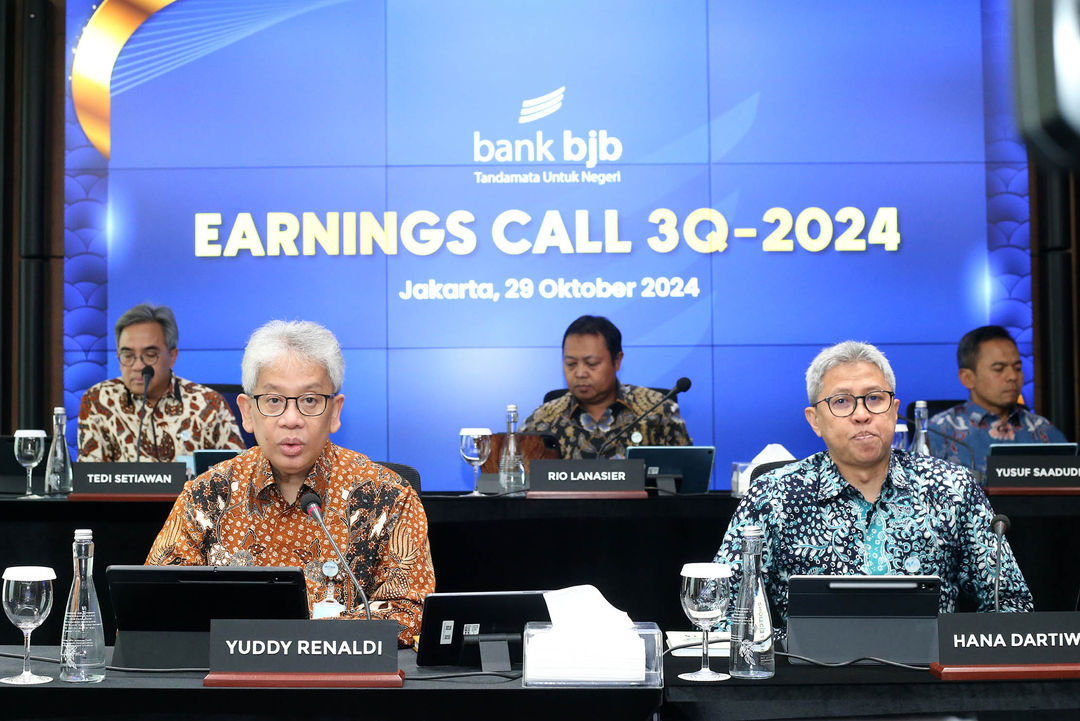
[62, 0, 1033, 491]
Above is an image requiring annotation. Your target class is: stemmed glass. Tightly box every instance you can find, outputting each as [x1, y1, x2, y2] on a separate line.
[459, 428, 492, 496]
[13, 430, 46, 498]
[679, 562, 732, 682]
[1, 566, 56, 685]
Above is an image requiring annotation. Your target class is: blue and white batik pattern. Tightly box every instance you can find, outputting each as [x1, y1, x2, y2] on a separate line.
[929, 400, 1067, 474]
[713, 450, 1033, 636]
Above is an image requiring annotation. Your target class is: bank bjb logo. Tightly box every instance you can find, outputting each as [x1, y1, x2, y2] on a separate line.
[472, 86, 623, 169]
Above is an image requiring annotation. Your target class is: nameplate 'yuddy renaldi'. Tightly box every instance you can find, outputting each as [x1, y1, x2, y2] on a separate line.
[527, 458, 646, 498]
[204, 619, 402, 687]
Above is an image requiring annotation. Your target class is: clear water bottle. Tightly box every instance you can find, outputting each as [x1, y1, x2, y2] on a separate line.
[729, 524, 775, 679]
[892, 421, 909, 451]
[498, 404, 526, 493]
[44, 406, 74, 495]
[909, 400, 931, 456]
[60, 529, 106, 683]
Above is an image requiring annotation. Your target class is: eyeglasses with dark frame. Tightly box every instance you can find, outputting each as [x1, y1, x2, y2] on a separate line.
[813, 390, 895, 418]
[117, 349, 163, 367]
[250, 393, 336, 417]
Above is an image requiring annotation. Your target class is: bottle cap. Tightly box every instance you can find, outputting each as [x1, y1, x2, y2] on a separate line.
[53, 406, 65, 414]
[915, 400, 928, 408]
[740, 524, 764, 538]
[507, 404, 518, 412]
[74, 529, 93, 541]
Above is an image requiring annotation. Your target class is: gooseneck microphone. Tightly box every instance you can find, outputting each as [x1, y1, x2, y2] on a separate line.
[900, 414, 984, 485]
[592, 377, 691, 458]
[135, 365, 155, 461]
[990, 513, 1011, 612]
[299, 491, 372, 621]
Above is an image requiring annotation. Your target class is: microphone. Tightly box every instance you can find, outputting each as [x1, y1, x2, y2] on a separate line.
[299, 491, 372, 621]
[135, 365, 155, 461]
[592, 378, 691, 458]
[991, 513, 1010, 536]
[990, 513, 1011, 612]
[900, 415, 984, 485]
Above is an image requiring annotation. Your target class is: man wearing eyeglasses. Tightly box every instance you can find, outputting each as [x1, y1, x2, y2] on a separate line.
[146, 320, 434, 646]
[713, 340, 1032, 637]
[77, 303, 244, 462]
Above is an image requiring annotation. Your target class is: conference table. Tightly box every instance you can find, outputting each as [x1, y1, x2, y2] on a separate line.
[4, 646, 1080, 720]
[0, 646, 660, 721]
[2, 490, 1080, 647]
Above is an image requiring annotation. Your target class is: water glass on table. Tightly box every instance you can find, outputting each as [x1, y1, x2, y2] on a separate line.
[459, 428, 492, 496]
[2, 566, 56, 685]
[678, 562, 732, 682]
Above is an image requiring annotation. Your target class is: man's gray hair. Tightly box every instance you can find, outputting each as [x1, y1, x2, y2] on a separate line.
[241, 320, 345, 394]
[115, 303, 179, 350]
[805, 341, 896, 405]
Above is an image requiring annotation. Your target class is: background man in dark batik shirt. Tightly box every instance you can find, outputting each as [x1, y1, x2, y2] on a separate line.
[521, 315, 691, 459]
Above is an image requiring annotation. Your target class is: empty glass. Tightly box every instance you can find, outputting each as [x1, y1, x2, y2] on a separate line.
[13, 430, 46, 498]
[2, 566, 56, 685]
[679, 562, 732, 682]
[459, 428, 492, 496]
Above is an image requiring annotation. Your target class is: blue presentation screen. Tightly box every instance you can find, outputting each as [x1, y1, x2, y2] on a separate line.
[63, 0, 1028, 490]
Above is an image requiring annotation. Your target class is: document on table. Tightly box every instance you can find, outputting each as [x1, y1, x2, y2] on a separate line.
[666, 630, 730, 657]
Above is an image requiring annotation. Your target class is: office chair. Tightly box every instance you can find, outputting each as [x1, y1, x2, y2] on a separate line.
[205, 383, 256, 448]
[374, 461, 422, 494]
[749, 460, 795, 483]
[904, 400, 965, 425]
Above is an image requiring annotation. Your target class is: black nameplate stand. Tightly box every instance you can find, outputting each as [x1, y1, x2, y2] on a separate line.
[203, 619, 403, 688]
[984, 456, 1080, 496]
[526, 459, 647, 499]
[69, 462, 187, 501]
[930, 612, 1080, 680]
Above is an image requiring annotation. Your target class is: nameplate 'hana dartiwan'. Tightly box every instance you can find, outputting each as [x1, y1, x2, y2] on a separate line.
[938, 612, 1080, 666]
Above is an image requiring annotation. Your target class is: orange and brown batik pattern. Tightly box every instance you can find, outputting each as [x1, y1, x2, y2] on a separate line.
[145, 442, 435, 647]
[77, 375, 244, 462]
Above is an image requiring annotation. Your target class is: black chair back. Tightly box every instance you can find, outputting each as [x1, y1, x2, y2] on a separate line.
[904, 400, 965, 425]
[374, 461, 422, 494]
[749, 460, 795, 483]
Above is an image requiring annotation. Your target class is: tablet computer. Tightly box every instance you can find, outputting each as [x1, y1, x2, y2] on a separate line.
[107, 565, 309, 668]
[193, 449, 242, 476]
[416, 590, 550, 670]
[786, 575, 940, 665]
[988, 442, 1078, 457]
[626, 445, 715, 493]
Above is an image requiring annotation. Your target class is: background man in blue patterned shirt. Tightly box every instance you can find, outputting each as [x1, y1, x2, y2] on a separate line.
[714, 340, 1032, 636]
[929, 325, 1068, 474]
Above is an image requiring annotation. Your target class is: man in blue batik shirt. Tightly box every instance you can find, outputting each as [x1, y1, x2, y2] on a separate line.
[928, 325, 1067, 475]
[714, 341, 1032, 637]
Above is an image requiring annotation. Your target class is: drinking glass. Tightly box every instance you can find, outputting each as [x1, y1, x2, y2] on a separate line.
[679, 562, 732, 682]
[2, 566, 56, 685]
[459, 428, 492, 496]
[13, 430, 46, 498]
